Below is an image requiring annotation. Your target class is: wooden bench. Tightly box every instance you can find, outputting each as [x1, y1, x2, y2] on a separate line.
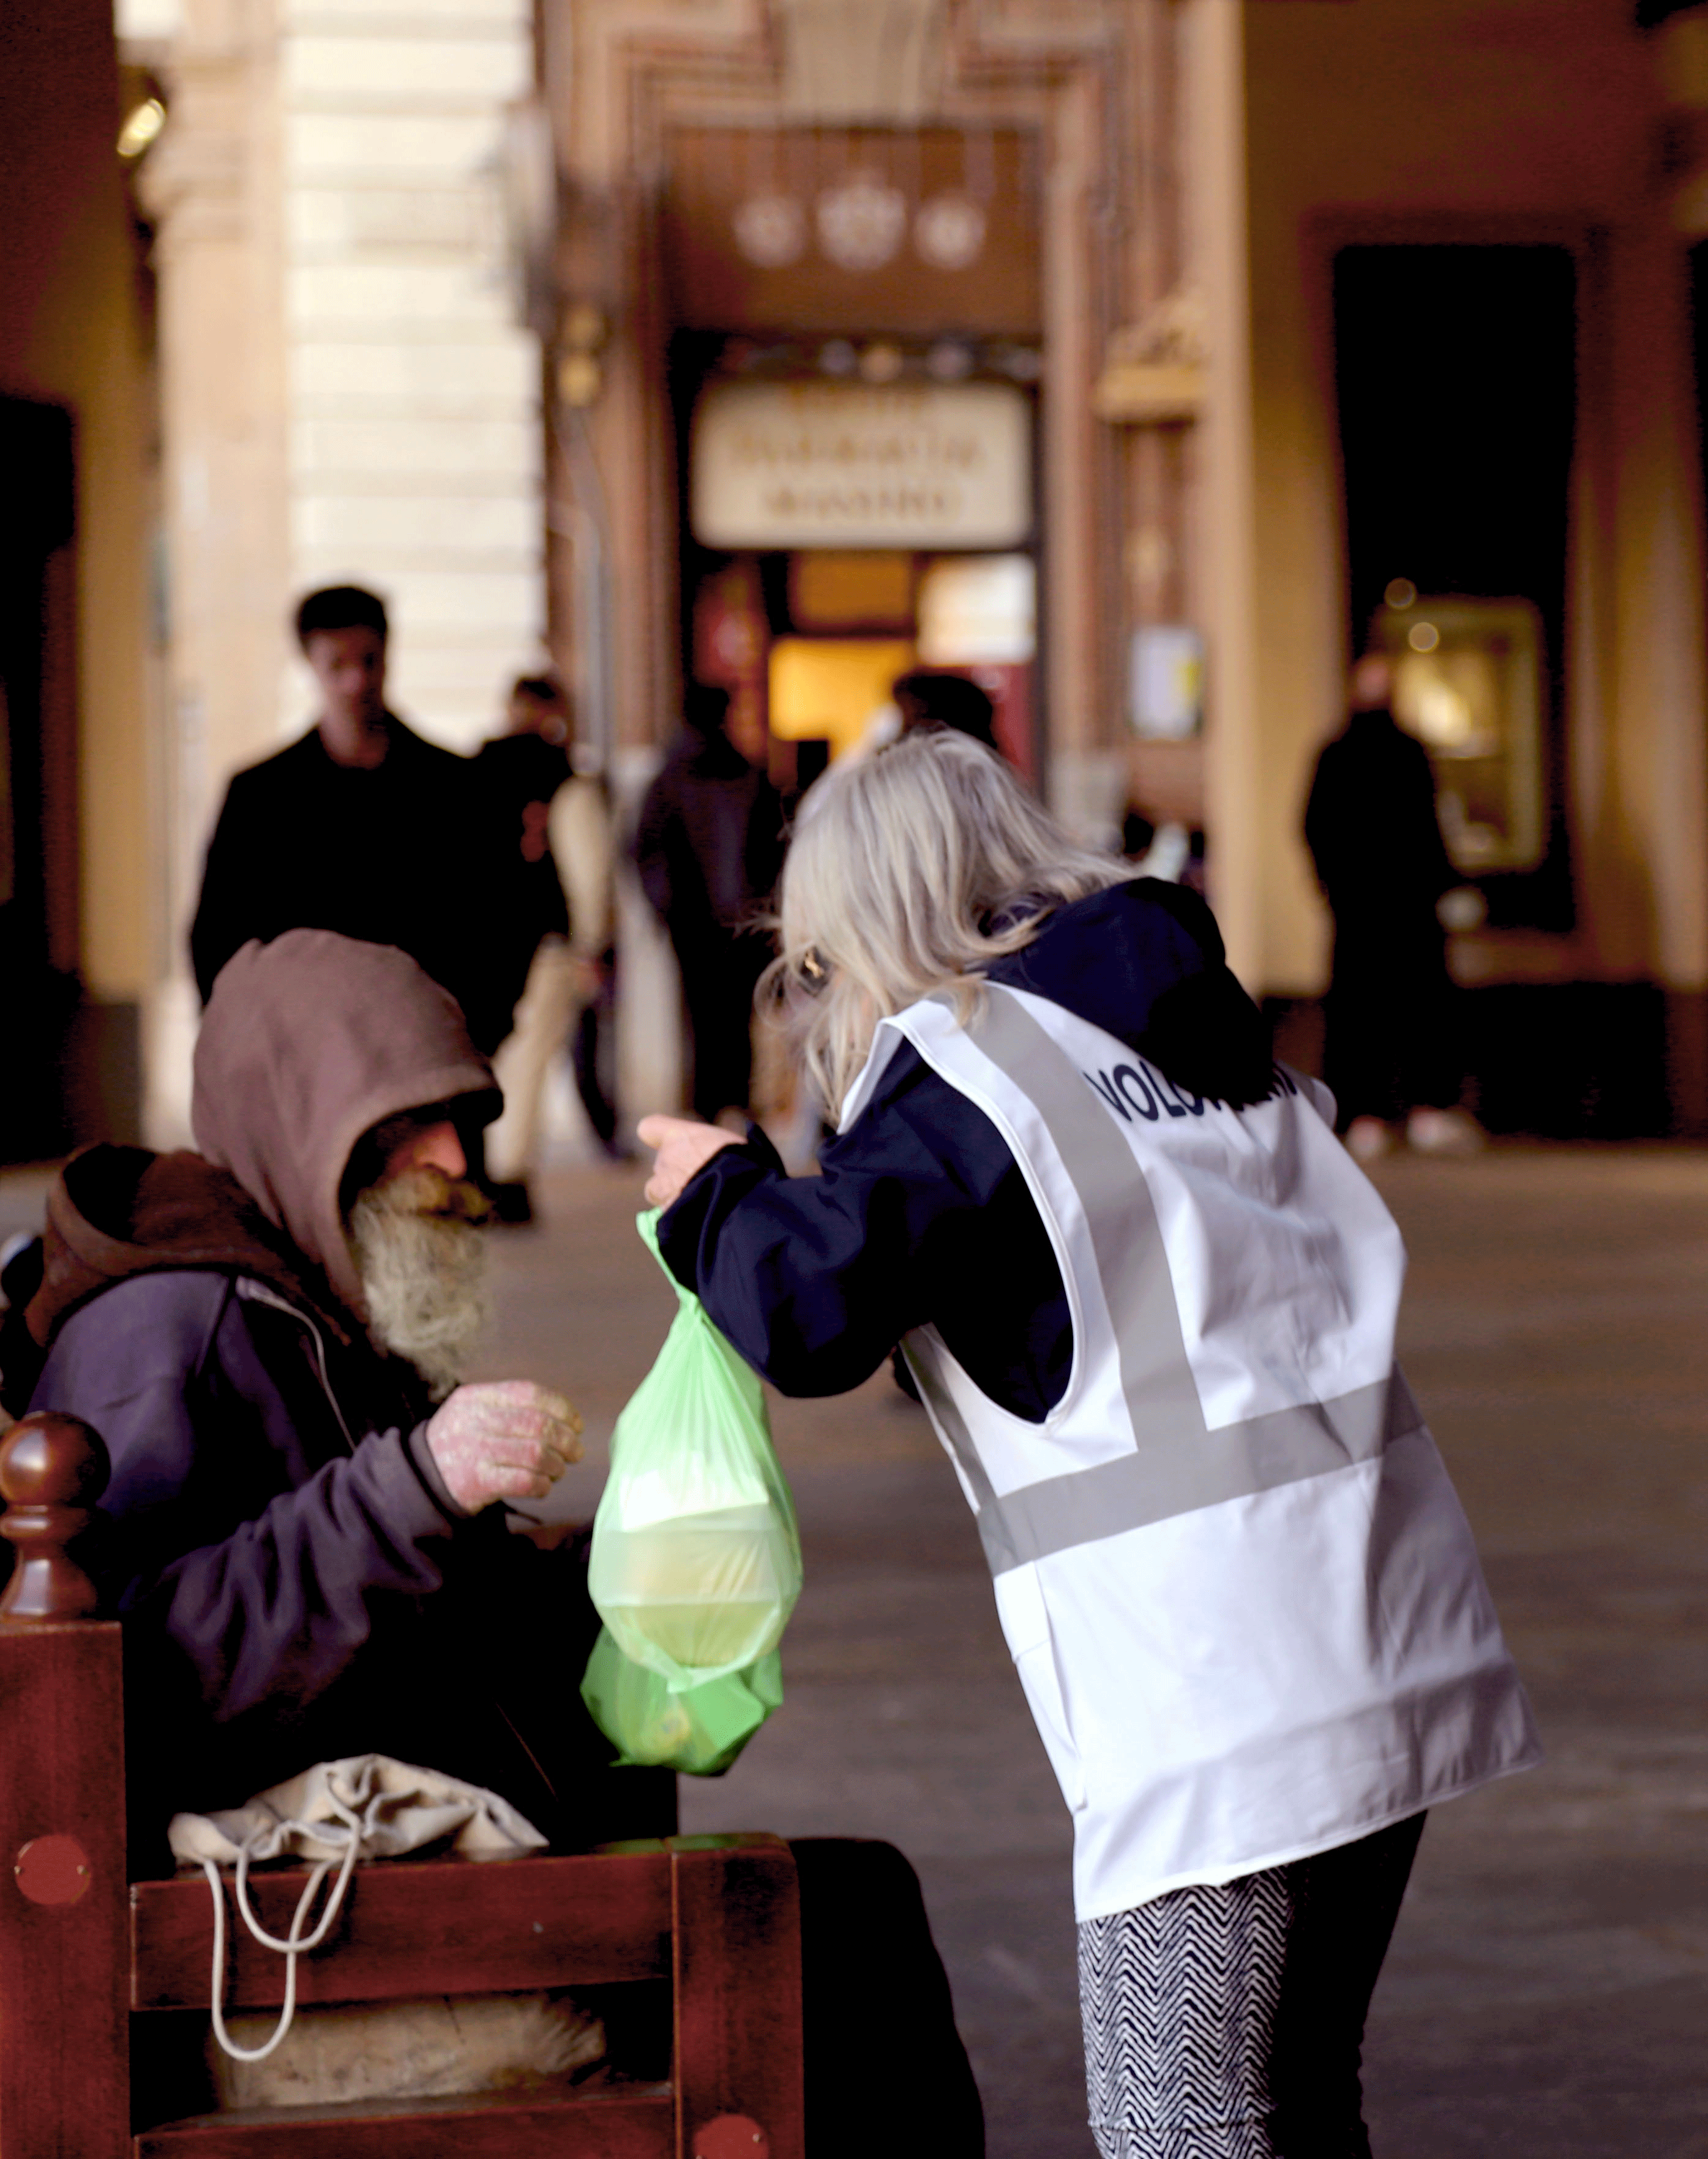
[0, 1412, 804, 2158]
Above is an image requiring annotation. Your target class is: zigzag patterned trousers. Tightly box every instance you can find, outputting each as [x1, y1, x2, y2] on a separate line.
[1077, 1814, 1425, 2159]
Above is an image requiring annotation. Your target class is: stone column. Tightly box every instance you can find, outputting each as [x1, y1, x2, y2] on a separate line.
[280, 0, 545, 750]
[138, 0, 547, 1140]
[1187, 0, 1262, 990]
[1605, 219, 1708, 1125]
[139, 11, 291, 1143]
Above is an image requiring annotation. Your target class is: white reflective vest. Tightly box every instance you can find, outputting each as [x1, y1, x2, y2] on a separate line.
[840, 982, 1540, 1923]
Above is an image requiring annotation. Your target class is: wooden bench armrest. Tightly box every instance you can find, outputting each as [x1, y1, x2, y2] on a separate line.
[1, 1418, 804, 2157]
[132, 1846, 677, 2010]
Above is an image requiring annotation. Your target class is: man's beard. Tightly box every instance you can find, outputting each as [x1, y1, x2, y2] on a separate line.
[347, 1167, 492, 1401]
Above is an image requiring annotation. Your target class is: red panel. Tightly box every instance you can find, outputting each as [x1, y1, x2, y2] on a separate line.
[133, 2082, 676, 2158]
[132, 1849, 673, 2011]
[670, 1837, 804, 2159]
[0, 1620, 130, 2158]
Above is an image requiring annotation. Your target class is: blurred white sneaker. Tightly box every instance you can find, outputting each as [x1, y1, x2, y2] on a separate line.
[1345, 1116, 1393, 1163]
[1406, 1106, 1484, 1155]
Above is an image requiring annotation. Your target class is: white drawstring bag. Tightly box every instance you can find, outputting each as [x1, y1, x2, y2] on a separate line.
[168, 1754, 547, 2065]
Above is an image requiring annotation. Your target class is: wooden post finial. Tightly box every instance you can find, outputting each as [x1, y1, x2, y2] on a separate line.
[0, 1413, 110, 1623]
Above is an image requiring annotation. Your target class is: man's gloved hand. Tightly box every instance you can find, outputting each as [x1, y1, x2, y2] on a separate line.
[424, 1380, 584, 1514]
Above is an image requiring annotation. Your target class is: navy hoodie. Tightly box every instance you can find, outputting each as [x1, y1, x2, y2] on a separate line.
[657, 879, 1274, 1421]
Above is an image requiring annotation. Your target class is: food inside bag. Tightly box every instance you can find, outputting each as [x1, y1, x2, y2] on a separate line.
[581, 1634, 783, 1776]
[582, 1211, 801, 1773]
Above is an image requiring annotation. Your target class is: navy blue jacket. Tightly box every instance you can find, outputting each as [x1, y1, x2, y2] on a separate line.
[658, 880, 1273, 1420]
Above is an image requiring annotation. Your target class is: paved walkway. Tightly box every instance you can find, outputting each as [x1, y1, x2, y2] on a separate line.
[462, 1145, 1708, 2158]
[9, 1147, 1707, 2152]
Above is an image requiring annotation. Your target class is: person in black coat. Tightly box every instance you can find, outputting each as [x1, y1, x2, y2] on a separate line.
[1304, 653, 1480, 1158]
[189, 586, 521, 1057]
[893, 669, 1000, 754]
[471, 674, 574, 1061]
[633, 685, 787, 1123]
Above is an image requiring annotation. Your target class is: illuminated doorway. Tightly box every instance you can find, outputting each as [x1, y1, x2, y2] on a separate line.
[1333, 244, 1576, 930]
[672, 334, 1041, 796]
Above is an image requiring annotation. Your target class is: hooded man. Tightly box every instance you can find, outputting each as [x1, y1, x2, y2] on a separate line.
[17, 930, 675, 1869]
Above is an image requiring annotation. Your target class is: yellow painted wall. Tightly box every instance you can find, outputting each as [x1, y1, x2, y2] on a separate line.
[29, 178, 154, 1004]
[1242, 0, 1679, 993]
[0, 0, 152, 1005]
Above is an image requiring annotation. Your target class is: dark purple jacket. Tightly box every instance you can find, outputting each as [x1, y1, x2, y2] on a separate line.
[26, 1152, 672, 1869]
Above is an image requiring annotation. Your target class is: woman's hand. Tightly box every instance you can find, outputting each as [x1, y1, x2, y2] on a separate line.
[637, 1114, 742, 1209]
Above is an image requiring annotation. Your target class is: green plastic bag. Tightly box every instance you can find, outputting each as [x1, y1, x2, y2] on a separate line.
[580, 1634, 784, 1776]
[581, 1211, 801, 1773]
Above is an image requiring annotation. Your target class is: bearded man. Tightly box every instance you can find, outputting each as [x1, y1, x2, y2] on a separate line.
[18, 929, 675, 1870]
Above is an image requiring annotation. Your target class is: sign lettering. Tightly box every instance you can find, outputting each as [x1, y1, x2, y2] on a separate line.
[692, 381, 1033, 550]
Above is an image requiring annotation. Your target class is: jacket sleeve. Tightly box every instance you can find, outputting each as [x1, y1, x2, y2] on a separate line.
[190, 773, 269, 1004]
[1302, 742, 1346, 899]
[1407, 732, 1461, 900]
[35, 1278, 465, 1724]
[149, 1416, 459, 1724]
[631, 770, 677, 926]
[656, 1057, 1041, 1398]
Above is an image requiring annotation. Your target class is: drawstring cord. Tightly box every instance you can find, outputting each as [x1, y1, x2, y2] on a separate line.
[201, 1795, 364, 2063]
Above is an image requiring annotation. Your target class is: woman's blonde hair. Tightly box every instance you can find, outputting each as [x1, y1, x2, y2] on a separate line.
[764, 730, 1133, 1112]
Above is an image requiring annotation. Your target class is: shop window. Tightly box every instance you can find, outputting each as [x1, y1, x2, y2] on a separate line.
[768, 638, 915, 759]
[790, 551, 914, 632]
[916, 553, 1035, 667]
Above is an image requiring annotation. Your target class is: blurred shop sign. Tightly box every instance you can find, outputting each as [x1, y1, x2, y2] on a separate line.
[691, 381, 1032, 549]
[1128, 625, 1204, 739]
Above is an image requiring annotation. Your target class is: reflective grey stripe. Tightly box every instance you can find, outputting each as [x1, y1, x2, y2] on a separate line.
[961, 989, 1207, 1440]
[899, 990, 1422, 1574]
[902, 1334, 1024, 1575]
[973, 1369, 1422, 1572]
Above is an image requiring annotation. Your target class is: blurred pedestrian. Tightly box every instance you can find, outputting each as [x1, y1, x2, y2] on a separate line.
[553, 753, 623, 1157]
[633, 684, 785, 1126]
[477, 674, 574, 899]
[1305, 653, 1484, 1161]
[474, 676, 574, 1040]
[190, 585, 516, 1057]
[893, 668, 999, 754]
[639, 730, 1537, 2159]
[482, 680, 625, 1208]
[474, 676, 577, 1221]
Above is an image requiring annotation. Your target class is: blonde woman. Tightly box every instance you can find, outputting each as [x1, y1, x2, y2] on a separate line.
[640, 730, 1537, 2159]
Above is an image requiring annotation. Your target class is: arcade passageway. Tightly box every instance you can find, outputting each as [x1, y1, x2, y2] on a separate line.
[5, 1147, 1704, 2153]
